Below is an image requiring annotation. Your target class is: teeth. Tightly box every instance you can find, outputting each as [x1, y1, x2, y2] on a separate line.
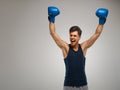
[71, 40, 75, 42]
[71, 39, 75, 42]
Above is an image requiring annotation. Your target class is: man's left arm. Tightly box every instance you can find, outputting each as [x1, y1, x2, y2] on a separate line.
[82, 24, 103, 49]
[81, 8, 109, 55]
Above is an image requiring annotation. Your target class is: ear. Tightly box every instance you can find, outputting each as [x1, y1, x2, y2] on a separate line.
[78, 35, 81, 40]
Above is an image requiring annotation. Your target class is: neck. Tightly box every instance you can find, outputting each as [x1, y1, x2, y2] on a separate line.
[71, 44, 79, 51]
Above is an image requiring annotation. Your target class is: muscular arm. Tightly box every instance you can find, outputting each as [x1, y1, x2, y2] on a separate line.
[81, 24, 103, 55]
[81, 8, 108, 56]
[49, 22, 67, 48]
[49, 22, 68, 58]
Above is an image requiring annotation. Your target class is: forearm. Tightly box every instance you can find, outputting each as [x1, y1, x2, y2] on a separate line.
[49, 22, 56, 35]
[95, 24, 103, 36]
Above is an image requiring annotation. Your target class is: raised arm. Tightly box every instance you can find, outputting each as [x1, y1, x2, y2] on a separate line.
[49, 22, 68, 49]
[48, 6, 68, 58]
[81, 24, 103, 49]
[81, 8, 109, 56]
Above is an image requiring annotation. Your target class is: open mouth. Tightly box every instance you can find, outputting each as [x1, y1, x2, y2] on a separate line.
[71, 40, 76, 43]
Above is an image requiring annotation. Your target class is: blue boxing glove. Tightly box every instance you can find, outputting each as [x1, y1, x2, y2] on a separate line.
[48, 6, 60, 23]
[96, 8, 109, 25]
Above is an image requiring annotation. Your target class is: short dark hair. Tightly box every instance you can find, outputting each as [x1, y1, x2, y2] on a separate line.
[69, 26, 82, 36]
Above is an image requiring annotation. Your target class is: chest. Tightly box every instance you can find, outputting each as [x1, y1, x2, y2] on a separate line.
[66, 49, 85, 65]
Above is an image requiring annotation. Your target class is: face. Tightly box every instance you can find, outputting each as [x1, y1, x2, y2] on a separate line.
[69, 31, 80, 47]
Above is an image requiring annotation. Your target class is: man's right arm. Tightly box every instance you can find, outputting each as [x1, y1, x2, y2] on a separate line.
[49, 22, 68, 49]
[48, 6, 68, 58]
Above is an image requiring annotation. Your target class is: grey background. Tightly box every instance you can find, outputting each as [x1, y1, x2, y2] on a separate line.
[0, 0, 120, 90]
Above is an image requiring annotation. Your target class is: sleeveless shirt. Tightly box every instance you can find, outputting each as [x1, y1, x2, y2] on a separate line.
[64, 44, 87, 87]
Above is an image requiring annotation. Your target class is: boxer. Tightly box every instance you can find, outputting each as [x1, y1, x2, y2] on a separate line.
[48, 6, 108, 90]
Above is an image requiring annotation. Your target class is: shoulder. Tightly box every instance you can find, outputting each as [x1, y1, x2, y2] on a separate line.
[80, 42, 88, 56]
[62, 41, 69, 49]
[80, 41, 88, 49]
[61, 42, 69, 59]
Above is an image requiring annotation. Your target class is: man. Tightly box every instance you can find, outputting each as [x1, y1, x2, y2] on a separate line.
[48, 6, 108, 90]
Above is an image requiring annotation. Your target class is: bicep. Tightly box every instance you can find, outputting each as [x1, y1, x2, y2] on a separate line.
[83, 34, 100, 49]
[51, 32, 67, 49]
[88, 34, 100, 47]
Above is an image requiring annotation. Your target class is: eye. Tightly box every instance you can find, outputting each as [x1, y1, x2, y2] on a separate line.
[74, 35, 77, 37]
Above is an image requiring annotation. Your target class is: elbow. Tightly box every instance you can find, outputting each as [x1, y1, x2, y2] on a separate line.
[50, 31, 54, 35]
[50, 31, 55, 37]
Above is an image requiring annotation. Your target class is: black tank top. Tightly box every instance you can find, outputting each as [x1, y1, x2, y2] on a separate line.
[64, 44, 87, 87]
